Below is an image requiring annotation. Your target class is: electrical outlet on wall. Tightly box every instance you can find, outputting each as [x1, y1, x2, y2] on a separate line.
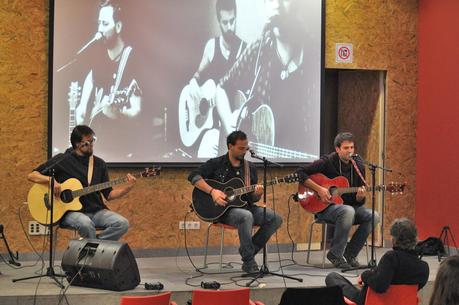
[179, 221, 201, 230]
[28, 221, 48, 236]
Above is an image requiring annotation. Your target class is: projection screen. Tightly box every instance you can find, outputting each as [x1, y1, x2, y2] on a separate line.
[50, 0, 324, 164]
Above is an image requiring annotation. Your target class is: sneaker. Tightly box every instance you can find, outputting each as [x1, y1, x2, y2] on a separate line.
[242, 260, 259, 274]
[327, 251, 351, 269]
[344, 254, 361, 268]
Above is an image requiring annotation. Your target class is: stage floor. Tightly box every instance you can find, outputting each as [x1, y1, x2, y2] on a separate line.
[0, 248, 439, 305]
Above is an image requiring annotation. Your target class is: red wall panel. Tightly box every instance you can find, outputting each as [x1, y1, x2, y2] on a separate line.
[417, 0, 459, 242]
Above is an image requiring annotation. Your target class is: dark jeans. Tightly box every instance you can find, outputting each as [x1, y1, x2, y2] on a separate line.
[316, 205, 380, 258]
[219, 204, 283, 263]
[326, 271, 365, 305]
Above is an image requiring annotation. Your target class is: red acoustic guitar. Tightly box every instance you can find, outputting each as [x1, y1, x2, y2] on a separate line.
[297, 173, 406, 213]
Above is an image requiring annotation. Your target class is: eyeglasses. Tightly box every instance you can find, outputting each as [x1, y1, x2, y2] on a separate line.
[80, 137, 96, 147]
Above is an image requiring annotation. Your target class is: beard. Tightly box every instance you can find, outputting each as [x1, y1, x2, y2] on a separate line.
[235, 154, 245, 161]
[222, 30, 237, 47]
[82, 150, 93, 157]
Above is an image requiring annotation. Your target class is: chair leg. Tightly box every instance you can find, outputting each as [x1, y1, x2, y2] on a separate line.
[219, 226, 225, 272]
[365, 240, 369, 264]
[322, 223, 328, 268]
[203, 223, 212, 268]
[306, 221, 315, 264]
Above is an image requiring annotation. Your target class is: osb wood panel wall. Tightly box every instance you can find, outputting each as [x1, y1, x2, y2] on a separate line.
[337, 70, 384, 244]
[327, 0, 418, 240]
[0, 0, 417, 254]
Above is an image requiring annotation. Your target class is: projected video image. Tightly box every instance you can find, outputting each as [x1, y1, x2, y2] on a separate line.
[51, 0, 323, 163]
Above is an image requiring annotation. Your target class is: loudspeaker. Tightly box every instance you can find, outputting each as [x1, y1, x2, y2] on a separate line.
[61, 239, 140, 291]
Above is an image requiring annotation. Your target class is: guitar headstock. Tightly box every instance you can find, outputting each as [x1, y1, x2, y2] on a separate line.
[282, 173, 299, 184]
[68, 81, 81, 109]
[141, 167, 161, 178]
[386, 182, 406, 195]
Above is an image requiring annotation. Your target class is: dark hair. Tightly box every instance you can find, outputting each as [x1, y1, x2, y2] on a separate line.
[389, 218, 418, 250]
[334, 132, 354, 148]
[99, 0, 122, 22]
[216, 0, 237, 21]
[227, 130, 247, 148]
[70, 125, 95, 149]
[429, 255, 459, 305]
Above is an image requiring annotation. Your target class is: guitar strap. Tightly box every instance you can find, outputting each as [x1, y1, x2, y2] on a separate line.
[350, 158, 369, 187]
[87, 155, 94, 185]
[110, 46, 133, 104]
[244, 159, 250, 186]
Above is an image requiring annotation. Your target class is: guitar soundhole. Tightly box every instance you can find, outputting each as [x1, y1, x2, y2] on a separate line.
[227, 194, 235, 202]
[60, 190, 74, 203]
[199, 98, 209, 115]
[329, 186, 337, 197]
[195, 98, 210, 128]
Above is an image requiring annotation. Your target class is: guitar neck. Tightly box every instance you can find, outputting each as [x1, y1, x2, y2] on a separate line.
[72, 171, 143, 198]
[69, 107, 75, 140]
[249, 142, 317, 159]
[335, 186, 382, 195]
[231, 177, 284, 196]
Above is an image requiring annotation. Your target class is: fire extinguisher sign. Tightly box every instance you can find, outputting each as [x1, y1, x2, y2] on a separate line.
[336, 43, 353, 63]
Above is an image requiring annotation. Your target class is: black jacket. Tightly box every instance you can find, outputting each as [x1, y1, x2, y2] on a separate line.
[296, 152, 366, 207]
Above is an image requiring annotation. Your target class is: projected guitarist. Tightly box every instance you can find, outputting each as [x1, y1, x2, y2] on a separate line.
[75, 0, 142, 160]
[180, 0, 247, 158]
[28, 125, 134, 241]
[212, 0, 317, 158]
[188, 131, 283, 274]
[296, 132, 380, 269]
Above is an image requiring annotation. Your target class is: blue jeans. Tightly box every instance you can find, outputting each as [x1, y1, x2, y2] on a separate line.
[61, 209, 129, 241]
[316, 204, 380, 258]
[219, 205, 283, 263]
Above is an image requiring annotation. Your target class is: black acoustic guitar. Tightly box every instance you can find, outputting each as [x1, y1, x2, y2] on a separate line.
[192, 173, 299, 221]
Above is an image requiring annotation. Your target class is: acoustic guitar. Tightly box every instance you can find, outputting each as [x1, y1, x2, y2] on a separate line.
[28, 167, 160, 225]
[297, 173, 406, 213]
[192, 173, 299, 222]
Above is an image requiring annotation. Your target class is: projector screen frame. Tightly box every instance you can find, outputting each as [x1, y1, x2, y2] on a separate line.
[47, 0, 327, 168]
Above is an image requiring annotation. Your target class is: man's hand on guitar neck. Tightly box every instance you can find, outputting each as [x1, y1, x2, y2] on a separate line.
[356, 186, 366, 202]
[107, 173, 137, 200]
[253, 184, 264, 198]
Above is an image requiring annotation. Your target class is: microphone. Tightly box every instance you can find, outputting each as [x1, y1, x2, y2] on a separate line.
[349, 153, 360, 159]
[76, 32, 102, 55]
[249, 149, 257, 157]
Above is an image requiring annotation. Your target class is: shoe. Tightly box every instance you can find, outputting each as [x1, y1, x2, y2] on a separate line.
[344, 254, 361, 268]
[327, 251, 351, 269]
[242, 260, 259, 274]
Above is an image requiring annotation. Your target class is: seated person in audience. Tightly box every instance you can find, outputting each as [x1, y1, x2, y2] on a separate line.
[325, 218, 429, 305]
[429, 255, 459, 305]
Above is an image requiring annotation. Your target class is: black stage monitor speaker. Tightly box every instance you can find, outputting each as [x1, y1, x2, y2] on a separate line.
[61, 239, 140, 291]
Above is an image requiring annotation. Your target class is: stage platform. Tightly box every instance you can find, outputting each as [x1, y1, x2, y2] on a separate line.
[0, 248, 439, 305]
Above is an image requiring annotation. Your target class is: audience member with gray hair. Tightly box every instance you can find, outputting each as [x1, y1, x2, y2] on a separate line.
[325, 218, 429, 305]
[429, 255, 459, 305]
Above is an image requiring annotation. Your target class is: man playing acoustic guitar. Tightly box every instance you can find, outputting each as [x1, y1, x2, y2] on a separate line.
[296, 132, 380, 268]
[28, 125, 135, 241]
[188, 130, 283, 274]
[75, 0, 143, 161]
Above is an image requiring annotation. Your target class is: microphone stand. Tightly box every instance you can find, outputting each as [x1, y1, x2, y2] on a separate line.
[243, 151, 302, 286]
[12, 153, 72, 287]
[57, 32, 102, 72]
[0, 224, 21, 272]
[342, 156, 393, 272]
